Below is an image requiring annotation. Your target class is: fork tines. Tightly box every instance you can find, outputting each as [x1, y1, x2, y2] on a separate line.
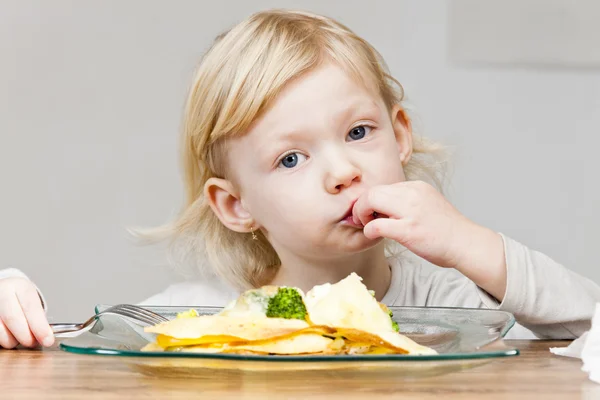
[105, 304, 169, 325]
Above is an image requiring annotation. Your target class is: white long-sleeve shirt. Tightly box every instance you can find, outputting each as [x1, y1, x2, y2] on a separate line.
[2, 234, 599, 339]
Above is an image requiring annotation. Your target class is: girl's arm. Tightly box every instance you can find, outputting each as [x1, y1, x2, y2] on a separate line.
[479, 234, 600, 338]
[394, 235, 600, 339]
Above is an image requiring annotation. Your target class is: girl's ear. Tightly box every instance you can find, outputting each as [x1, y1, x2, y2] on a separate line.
[204, 178, 257, 233]
[391, 105, 414, 166]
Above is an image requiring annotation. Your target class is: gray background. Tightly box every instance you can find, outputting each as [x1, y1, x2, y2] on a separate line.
[2, 0, 599, 322]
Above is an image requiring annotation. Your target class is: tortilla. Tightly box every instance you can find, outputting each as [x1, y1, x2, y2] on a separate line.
[142, 273, 438, 356]
[146, 315, 309, 343]
[185, 334, 333, 355]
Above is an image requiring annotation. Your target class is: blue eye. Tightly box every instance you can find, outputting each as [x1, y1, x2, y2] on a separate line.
[278, 152, 307, 169]
[347, 125, 372, 141]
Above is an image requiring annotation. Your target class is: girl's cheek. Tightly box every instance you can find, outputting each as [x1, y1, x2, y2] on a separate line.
[380, 160, 406, 184]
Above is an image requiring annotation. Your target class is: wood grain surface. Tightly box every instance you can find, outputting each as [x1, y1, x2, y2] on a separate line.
[1, 340, 597, 399]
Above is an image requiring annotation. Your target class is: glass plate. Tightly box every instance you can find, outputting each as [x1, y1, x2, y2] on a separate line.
[59, 305, 519, 377]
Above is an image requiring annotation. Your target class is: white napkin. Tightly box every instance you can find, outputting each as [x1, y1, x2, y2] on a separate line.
[550, 303, 600, 383]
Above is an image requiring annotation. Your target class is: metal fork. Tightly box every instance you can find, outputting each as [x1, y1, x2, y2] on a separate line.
[51, 304, 169, 337]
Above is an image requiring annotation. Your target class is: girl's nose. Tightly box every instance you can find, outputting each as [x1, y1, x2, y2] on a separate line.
[324, 156, 362, 194]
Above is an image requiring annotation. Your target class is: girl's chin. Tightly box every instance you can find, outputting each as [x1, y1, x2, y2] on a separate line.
[338, 232, 384, 253]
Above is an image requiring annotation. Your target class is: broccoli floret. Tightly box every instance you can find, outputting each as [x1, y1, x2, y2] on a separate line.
[388, 309, 400, 332]
[266, 287, 307, 320]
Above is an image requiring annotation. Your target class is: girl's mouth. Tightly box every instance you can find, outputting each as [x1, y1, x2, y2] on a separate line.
[339, 202, 386, 229]
[339, 202, 363, 229]
[341, 214, 364, 228]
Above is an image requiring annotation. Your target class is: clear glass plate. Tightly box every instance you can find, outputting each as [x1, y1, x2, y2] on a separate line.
[59, 305, 519, 377]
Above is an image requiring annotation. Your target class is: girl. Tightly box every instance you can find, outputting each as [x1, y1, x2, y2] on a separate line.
[1, 9, 598, 349]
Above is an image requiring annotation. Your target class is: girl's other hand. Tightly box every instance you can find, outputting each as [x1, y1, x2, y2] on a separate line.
[352, 181, 499, 270]
[0, 277, 54, 349]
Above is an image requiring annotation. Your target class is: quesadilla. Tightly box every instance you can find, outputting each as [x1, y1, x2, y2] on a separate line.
[143, 273, 436, 356]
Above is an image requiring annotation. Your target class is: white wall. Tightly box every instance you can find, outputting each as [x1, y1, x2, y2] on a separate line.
[2, 0, 599, 322]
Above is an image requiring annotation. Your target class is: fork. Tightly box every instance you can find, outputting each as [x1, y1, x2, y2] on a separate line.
[51, 304, 169, 337]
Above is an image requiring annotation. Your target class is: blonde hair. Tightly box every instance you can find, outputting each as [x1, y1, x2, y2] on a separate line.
[145, 10, 447, 290]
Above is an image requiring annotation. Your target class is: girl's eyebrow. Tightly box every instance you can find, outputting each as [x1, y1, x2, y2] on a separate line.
[267, 98, 382, 143]
[338, 99, 381, 124]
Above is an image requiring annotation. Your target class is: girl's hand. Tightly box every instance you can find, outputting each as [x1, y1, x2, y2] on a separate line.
[352, 181, 507, 300]
[0, 277, 54, 349]
[353, 181, 480, 268]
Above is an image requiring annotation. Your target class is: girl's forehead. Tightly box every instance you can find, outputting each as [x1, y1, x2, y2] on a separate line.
[253, 63, 384, 129]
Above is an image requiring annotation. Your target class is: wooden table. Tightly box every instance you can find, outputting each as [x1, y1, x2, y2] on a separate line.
[1, 340, 597, 399]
